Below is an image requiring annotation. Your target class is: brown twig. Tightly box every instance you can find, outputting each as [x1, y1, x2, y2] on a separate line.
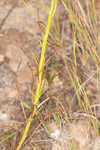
[0, 1, 18, 30]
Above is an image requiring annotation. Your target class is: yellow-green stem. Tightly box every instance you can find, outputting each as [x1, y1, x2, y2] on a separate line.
[16, 0, 56, 150]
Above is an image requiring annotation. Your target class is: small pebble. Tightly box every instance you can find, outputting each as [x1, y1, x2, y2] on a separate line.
[0, 54, 5, 64]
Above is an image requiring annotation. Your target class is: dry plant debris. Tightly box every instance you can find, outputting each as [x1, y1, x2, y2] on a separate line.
[0, 0, 100, 150]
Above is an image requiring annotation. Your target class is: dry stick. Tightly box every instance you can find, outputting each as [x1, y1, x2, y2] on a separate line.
[0, 1, 17, 30]
[16, 0, 56, 150]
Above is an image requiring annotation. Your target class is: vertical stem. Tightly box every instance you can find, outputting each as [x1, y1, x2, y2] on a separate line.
[16, 0, 56, 150]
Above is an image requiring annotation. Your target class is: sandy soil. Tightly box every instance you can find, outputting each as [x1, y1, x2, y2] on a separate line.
[0, 0, 100, 150]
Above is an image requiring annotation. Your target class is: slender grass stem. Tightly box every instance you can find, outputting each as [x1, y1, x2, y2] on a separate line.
[16, 0, 56, 150]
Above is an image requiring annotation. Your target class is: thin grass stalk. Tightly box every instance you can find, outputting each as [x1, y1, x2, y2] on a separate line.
[62, 0, 99, 65]
[16, 0, 56, 150]
[0, 128, 23, 145]
[67, 65, 83, 110]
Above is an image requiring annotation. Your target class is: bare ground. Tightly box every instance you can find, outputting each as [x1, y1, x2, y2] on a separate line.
[0, 0, 100, 150]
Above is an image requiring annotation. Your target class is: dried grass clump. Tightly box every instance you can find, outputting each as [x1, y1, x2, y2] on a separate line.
[1, 0, 100, 150]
